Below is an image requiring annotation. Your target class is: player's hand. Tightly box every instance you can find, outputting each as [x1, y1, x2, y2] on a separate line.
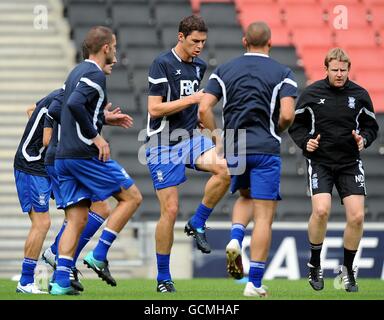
[189, 89, 205, 105]
[92, 134, 110, 162]
[352, 130, 364, 151]
[306, 134, 320, 152]
[104, 103, 133, 128]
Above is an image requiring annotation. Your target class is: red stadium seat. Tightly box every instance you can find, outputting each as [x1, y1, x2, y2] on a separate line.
[324, 2, 370, 28]
[369, 3, 384, 29]
[333, 27, 379, 47]
[354, 70, 384, 91]
[292, 28, 334, 47]
[369, 91, 384, 112]
[238, 3, 284, 28]
[283, 4, 326, 28]
[346, 47, 384, 70]
[191, 0, 232, 12]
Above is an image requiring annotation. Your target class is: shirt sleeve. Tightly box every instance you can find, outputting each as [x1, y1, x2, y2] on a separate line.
[46, 92, 63, 124]
[288, 89, 313, 150]
[44, 113, 54, 129]
[204, 68, 223, 100]
[358, 90, 379, 148]
[66, 71, 105, 139]
[148, 58, 169, 97]
[280, 68, 298, 99]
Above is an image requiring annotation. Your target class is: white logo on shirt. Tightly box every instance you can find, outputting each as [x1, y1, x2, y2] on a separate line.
[180, 80, 199, 96]
[175, 69, 181, 75]
[348, 96, 356, 109]
[318, 99, 325, 104]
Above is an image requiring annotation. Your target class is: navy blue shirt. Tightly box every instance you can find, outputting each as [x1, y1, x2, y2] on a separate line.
[14, 89, 63, 176]
[56, 60, 107, 159]
[205, 53, 297, 156]
[147, 49, 207, 146]
[44, 89, 64, 166]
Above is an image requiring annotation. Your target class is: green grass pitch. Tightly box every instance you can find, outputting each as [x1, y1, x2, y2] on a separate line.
[0, 278, 383, 300]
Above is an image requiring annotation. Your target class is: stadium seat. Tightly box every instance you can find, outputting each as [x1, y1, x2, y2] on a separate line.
[111, 2, 153, 28]
[354, 70, 384, 91]
[323, 2, 370, 28]
[346, 47, 384, 70]
[283, 4, 326, 28]
[205, 27, 244, 48]
[124, 47, 158, 68]
[237, 4, 283, 29]
[368, 3, 384, 29]
[131, 66, 150, 93]
[154, 3, 193, 27]
[333, 28, 379, 47]
[269, 46, 299, 69]
[108, 65, 131, 90]
[292, 28, 334, 48]
[200, 3, 239, 27]
[67, 2, 109, 27]
[118, 25, 160, 48]
[108, 89, 140, 113]
[370, 91, 384, 112]
[161, 26, 180, 48]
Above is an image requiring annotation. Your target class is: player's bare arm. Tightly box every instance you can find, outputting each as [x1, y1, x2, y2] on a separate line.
[278, 96, 295, 133]
[148, 90, 204, 118]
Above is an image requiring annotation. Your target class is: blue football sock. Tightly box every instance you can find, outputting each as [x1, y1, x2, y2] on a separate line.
[249, 261, 266, 288]
[55, 256, 73, 288]
[50, 220, 67, 255]
[230, 223, 245, 248]
[93, 228, 117, 262]
[73, 211, 105, 264]
[20, 258, 37, 286]
[156, 253, 171, 282]
[190, 203, 213, 229]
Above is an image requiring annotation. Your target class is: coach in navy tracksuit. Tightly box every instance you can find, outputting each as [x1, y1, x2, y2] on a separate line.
[13, 89, 62, 294]
[289, 48, 379, 293]
[199, 22, 297, 297]
[51, 26, 142, 295]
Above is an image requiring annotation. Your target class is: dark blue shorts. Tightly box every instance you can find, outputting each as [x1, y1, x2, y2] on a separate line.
[229, 154, 281, 200]
[14, 169, 51, 214]
[146, 135, 215, 190]
[55, 157, 134, 208]
[46, 164, 64, 210]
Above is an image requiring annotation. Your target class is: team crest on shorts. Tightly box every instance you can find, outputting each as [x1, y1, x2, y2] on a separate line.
[156, 170, 164, 182]
[39, 194, 46, 206]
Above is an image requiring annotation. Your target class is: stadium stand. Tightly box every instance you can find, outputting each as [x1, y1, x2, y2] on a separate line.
[1, 0, 382, 277]
[60, 0, 383, 223]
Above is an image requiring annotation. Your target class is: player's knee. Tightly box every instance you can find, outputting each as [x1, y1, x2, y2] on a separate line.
[215, 164, 230, 185]
[164, 202, 178, 221]
[32, 213, 51, 233]
[347, 211, 364, 227]
[129, 187, 143, 209]
[312, 207, 330, 220]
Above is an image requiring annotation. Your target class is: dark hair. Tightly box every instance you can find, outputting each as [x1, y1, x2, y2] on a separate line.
[178, 15, 208, 37]
[83, 26, 114, 55]
[245, 22, 271, 48]
[82, 41, 89, 59]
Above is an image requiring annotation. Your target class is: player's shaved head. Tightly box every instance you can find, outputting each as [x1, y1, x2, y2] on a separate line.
[245, 22, 271, 48]
[84, 26, 114, 55]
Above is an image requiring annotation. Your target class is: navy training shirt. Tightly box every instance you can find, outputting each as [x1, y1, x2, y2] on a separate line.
[147, 49, 207, 146]
[44, 89, 64, 166]
[14, 89, 63, 176]
[56, 60, 107, 159]
[205, 53, 298, 156]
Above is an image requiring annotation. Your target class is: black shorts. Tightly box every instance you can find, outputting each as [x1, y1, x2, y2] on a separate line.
[305, 159, 366, 200]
